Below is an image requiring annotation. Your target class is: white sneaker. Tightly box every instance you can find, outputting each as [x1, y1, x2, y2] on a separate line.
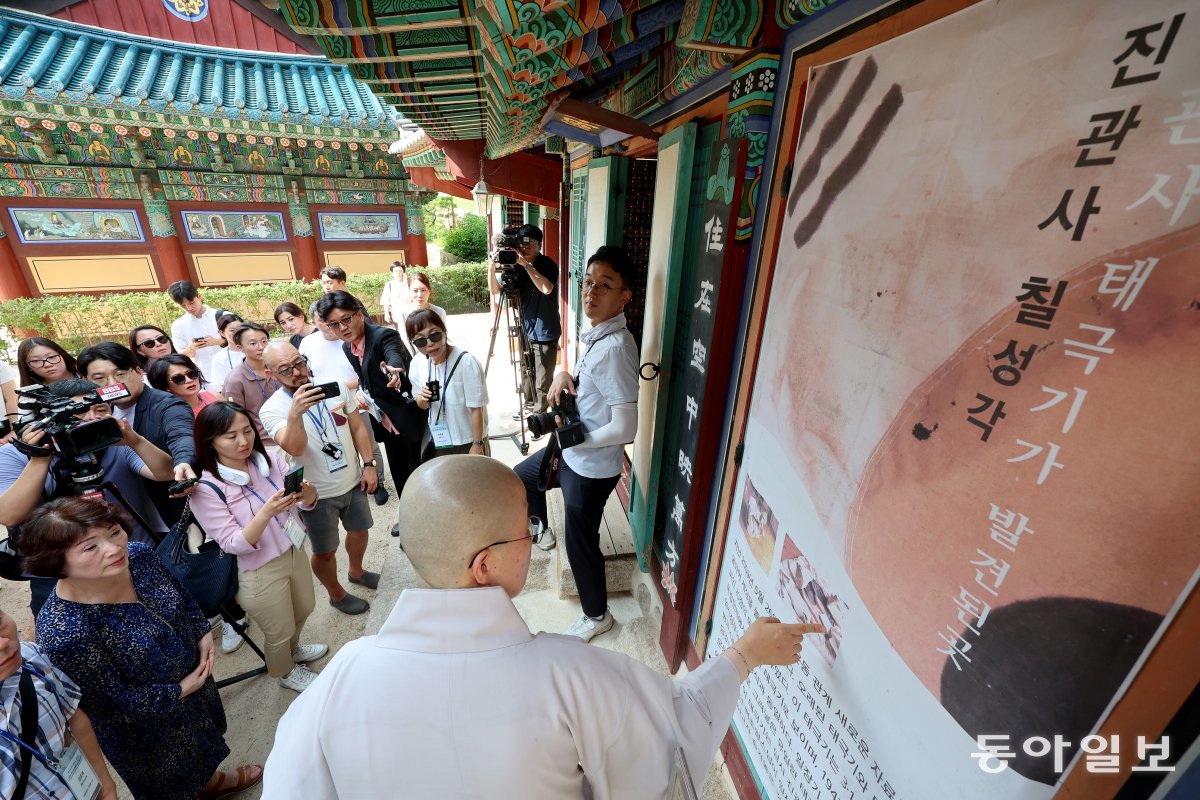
[279, 665, 319, 693]
[532, 519, 556, 551]
[564, 610, 614, 642]
[221, 621, 244, 654]
[291, 643, 329, 664]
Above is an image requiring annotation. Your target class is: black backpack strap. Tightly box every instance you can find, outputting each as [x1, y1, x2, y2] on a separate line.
[13, 668, 38, 800]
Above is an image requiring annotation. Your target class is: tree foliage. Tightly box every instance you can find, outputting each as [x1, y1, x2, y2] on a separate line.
[441, 213, 488, 262]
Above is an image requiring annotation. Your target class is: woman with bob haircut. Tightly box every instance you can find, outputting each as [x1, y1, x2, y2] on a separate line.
[128, 324, 180, 369]
[406, 308, 488, 458]
[147, 353, 220, 416]
[188, 401, 327, 693]
[16, 337, 77, 386]
[27, 497, 262, 800]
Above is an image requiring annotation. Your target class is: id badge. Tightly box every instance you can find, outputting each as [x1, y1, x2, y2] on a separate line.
[58, 741, 101, 800]
[323, 446, 349, 473]
[430, 423, 454, 449]
[283, 515, 307, 551]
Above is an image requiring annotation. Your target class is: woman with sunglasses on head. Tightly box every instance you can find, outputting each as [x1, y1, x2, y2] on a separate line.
[24, 497, 261, 800]
[128, 325, 190, 370]
[274, 302, 317, 349]
[189, 401, 326, 693]
[513, 246, 641, 644]
[407, 309, 488, 459]
[16, 337, 77, 386]
[208, 312, 246, 394]
[148, 354, 219, 417]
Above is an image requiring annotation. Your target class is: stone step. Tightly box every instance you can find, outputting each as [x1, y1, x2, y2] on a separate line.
[546, 485, 639, 600]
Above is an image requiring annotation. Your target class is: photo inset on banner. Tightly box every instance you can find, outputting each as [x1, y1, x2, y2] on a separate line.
[737, 476, 777, 574]
[776, 535, 848, 668]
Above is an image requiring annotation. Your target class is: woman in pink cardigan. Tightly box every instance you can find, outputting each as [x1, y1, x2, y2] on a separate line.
[189, 401, 328, 693]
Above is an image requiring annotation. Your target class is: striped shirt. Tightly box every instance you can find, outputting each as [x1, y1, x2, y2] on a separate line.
[0, 641, 82, 800]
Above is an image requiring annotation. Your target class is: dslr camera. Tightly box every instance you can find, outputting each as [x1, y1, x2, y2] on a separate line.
[527, 394, 586, 449]
[13, 383, 128, 459]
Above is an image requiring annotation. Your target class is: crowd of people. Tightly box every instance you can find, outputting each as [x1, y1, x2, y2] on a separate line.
[0, 227, 821, 799]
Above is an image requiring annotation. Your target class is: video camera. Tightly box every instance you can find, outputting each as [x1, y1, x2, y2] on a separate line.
[13, 383, 129, 460]
[527, 394, 586, 449]
[492, 226, 530, 295]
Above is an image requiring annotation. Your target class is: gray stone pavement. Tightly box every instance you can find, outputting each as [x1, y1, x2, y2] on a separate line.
[0, 310, 733, 799]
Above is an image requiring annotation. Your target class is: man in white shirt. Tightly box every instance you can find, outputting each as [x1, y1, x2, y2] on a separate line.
[260, 342, 379, 616]
[167, 280, 222, 381]
[262, 456, 823, 799]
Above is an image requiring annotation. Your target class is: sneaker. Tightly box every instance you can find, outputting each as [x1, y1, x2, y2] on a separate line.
[330, 593, 370, 615]
[221, 620, 245, 654]
[564, 610, 614, 642]
[532, 519, 556, 551]
[279, 665, 319, 693]
[292, 643, 329, 663]
[374, 485, 389, 506]
[391, 523, 400, 538]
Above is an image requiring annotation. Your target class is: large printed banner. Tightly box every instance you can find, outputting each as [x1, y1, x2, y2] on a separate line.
[706, 1, 1199, 797]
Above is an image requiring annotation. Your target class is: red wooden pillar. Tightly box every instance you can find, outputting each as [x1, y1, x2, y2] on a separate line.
[295, 234, 321, 281]
[405, 233, 429, 267]
[152, 232, 190, 286]
[0, 233, 31, 300]
[542, 217, 560, 265]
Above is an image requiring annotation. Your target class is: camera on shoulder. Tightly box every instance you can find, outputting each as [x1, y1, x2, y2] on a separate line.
[13, 383, 128, 459]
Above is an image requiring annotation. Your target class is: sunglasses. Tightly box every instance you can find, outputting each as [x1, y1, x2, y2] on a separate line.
[138, 334, 170, 349]
[168, 369, 201, 385]
[411, 330, 444, 349]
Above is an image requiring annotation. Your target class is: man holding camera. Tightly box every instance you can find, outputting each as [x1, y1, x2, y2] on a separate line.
[260, 342, 380, 616]
[0, 379, 175, 614]
[77, 342, 198, 520]
[488, 224, 561, 414]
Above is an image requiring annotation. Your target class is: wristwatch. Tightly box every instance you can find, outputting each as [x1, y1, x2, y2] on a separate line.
[363, 459, 378, 468]
[472, 440, 485, 448]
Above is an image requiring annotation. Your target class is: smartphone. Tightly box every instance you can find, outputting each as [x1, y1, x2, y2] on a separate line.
[315, 381, 340, 400]
[193, 337, 207, 342]
[283, 466, 304, 496]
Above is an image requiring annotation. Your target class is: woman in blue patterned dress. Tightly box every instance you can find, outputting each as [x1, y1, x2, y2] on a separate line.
[22, 497, 262, 800]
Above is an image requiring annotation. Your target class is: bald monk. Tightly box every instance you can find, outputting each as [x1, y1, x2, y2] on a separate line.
[261, 455, 824, 799]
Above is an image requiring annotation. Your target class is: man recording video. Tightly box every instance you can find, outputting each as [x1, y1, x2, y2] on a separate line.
[0, 379, 175, 614]
[488, 224, 560, 414]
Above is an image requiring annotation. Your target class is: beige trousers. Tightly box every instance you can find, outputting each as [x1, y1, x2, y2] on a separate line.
[236, 545, 316, 677]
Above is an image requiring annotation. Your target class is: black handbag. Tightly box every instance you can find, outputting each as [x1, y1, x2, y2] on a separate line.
[0, 528, 28, 582]
[155, 480, 238, 616]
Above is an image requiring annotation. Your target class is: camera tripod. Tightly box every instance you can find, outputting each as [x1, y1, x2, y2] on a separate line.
[68, 474, 268, 689]
[484, 286, 538, 456]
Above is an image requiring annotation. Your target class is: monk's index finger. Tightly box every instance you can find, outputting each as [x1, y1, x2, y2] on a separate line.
[785, 623, 828, 636]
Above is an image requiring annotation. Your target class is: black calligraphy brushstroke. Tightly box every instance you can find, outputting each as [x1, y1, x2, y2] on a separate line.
[941, 597, 1160, 786]
[787, 57, 876, 216]
[911, 422, 938, 440]
[793, 83, 904, 248]
[790, 58, 850, 173]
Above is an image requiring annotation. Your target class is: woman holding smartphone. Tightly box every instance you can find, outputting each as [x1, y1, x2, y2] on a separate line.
[514, 246, 640, 643]
[189, 401, 327, 693]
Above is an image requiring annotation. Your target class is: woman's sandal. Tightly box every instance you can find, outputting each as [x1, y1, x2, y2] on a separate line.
[197, 764, 264, 800]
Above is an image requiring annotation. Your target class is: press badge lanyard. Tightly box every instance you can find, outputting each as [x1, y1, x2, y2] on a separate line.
[429, 351, 465, 448]
[243, 475, 307, 550]
[242, 363, 278, 401]
[293, 390, 350, 472]
[0, 665, 101, 798]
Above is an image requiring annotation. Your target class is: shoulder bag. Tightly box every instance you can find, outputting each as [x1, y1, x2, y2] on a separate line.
[155, 480, 239, 616]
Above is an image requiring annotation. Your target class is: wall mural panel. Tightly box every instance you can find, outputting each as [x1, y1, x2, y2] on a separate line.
[9, 208, 144, 244]
[181, 211, 288, 242]
[318, 212, 403, 241]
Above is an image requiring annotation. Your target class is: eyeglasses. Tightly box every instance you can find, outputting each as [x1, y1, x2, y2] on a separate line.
[324, 310, 360, 331]
[467, 519, 544, 565]
[582, 278, 623, 296]
[168, 369, 201, 385]
[137, 334, 170, 349]
[411, 330, 444, 349]
[273, 356, 309, 378]
[26, 353, 63, 369]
